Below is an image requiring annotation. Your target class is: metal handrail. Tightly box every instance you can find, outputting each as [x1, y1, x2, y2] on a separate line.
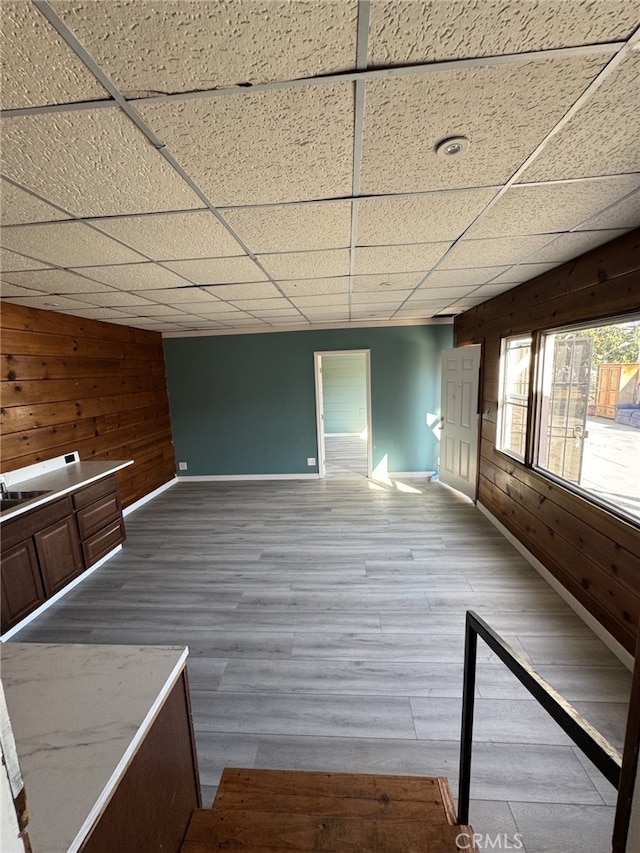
[457, 610, 623, 825]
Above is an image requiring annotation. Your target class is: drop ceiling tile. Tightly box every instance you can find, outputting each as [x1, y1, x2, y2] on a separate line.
[368, 0, 638, 65]
[139, 84, 354, 205]
[0, 1, 108, 108]
[472, 175, 640, 238]
[1, 269, 116, 294]
[525, 229, 628, 264]
[166, 257, 267, 285]
[142, 287, 219, 306]
[259, 249, 350, 280]
[250, 307, 304, 317]
[1, 249, 49, 272]
[202, 282, 281, 300]
[58, 307, 137, 320]
[575, 188, 640, 231]
[132, 304, 193, 317]
[1, 222, 144, 268]
[424, 267, 509, 288]
[1, 109, 202, 217]
[290, 294, 349, 308]
[52, 0, 357, 96]
[280, 278, 349, 297]
[222, 202, 352, 253]
[522, 52, 640, 181]
[228, 298, 293, 311]
[3, 294, 96, 311]
[76, 263, 190, 290]
[415, 286, 472, 300]
[360, 55, 610, 194]
[1, 283, 46, 299]
[473, 283, 520, 298]
[352, 289, 413, 304]
[352, 272, 425, 291]
[439, 235, 554, 269]
[93, 211, 243, 260]
[0, 181, 69, 226]
[355, 243, 450, 275]
[71, 291, 160, 308]
[489, 263, 560, 284]
[351, 307, 396, 320]
[358, 189, 497, 245]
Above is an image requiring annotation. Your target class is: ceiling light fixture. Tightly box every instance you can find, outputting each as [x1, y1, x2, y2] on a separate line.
[435, 136, 470, 157]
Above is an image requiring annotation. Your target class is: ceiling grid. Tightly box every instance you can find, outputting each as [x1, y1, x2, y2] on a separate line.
[1, 0, 639, 333]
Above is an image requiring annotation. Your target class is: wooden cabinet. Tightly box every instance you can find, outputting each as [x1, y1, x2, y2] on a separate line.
[1, 477, 126, 634]
[73, 475, 126, 567]
[0, 540, 45, 631]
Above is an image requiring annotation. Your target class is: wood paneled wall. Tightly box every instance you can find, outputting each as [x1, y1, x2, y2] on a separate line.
[1, 303, 176, 508]
[455, 229, 640, 654]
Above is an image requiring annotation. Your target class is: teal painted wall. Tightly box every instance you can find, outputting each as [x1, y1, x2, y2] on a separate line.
[163, 324, 453, 476]
[322, 353, 367, 434]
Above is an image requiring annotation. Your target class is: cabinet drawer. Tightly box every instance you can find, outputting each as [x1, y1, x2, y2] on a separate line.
[73, 475, 119, 511]
[77, 493, 121, 541]
[1, 497, 73, 553]
[83, 519, 125, 568]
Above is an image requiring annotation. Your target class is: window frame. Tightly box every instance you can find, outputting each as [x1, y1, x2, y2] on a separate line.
[496, 334, 533, 463]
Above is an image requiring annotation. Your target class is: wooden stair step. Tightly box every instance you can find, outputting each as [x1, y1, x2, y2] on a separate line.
[181, 768, 475, 852]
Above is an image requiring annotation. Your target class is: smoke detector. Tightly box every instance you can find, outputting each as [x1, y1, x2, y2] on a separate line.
[435, 136, 470, 156]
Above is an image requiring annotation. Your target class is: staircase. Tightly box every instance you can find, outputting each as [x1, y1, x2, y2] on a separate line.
[181, 767, 475, 852]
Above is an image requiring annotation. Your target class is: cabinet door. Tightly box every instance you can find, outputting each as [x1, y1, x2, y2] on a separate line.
[1, 540, 46, 632]
[34, 516, 84, 597]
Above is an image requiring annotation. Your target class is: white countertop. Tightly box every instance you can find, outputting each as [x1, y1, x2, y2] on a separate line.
[0, 458, 133, 523]
[1, 643, 189, 853]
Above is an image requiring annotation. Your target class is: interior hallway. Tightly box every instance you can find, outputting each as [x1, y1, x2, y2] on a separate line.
[11, 439, 632, 853]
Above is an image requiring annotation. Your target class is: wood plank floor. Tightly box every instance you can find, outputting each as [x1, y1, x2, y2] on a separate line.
[12, 438, 632, 853]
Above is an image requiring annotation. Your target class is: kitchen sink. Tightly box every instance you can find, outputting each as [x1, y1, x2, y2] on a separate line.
[0, 489, 52, 513]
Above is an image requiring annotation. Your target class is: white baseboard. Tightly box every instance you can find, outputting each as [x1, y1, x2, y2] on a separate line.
[177, 473, 321, 481]
[477, 501, 634, 670]
[0, 545, 123, 642]
[123, 477, 178, 516]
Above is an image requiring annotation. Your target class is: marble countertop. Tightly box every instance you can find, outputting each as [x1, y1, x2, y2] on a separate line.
[0, 458, 133, 523]
[1, 643, 189, 853]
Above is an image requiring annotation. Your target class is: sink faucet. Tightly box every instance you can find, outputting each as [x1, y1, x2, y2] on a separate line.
[0, 478, 8, 499]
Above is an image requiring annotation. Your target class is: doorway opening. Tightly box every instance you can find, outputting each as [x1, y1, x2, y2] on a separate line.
[314, 350, 372, 479]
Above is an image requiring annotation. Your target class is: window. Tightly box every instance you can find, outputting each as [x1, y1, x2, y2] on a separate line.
[497, 336, 531, 461]
[535, 317, 640, 524]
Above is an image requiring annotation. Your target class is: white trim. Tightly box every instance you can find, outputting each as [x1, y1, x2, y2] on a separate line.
[177, 473, 321, 482]
[387, 471, 433, 479]
[0, 545, 122, 642]
[122, 477, 178, 516]
[162, 317, 452, 339]
[477, 501, 634, 671]
[325, 432, 363, 437]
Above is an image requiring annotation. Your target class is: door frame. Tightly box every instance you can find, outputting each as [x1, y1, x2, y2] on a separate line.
[314, 350, 372, 479]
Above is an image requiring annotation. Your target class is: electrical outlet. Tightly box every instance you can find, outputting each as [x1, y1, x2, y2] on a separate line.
[307, 457, 316, 466]
[178, 461, 188, 471]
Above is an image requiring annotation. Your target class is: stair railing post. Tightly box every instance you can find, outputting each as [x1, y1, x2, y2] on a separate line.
[458, 611, 478, 825]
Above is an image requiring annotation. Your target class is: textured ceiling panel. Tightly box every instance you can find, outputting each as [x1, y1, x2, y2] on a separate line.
[489, 262, 561, 284]
[222, 202, 352, 253]
[0, 181, 69, 226]
[165, 257, 267, 285]
[352, 290, 412, 304]
[368, 0, 639, 65]
[0, 222, 144, 267]
[0, 283, 47, 299]
[259, 249, 350, 281]
[59, 306, 137, 320]
[139, 84, 354, 206]
[360, 56, 610, 194]
[141, 288, 220, 306]
[352, 272, 425, 291]
[52, 0, 357, 96]
[0, 1, 108, 108]
[414, 286, 471, 300]
[92, 211, 242, 260]
[424, 267, 509, 288]
[5, 293, 97, 311]
[439, 235, 554, 269]
[74, 263, 190, 290]
[229, 298, 296, 312]
[0, 269, 115, 294]
[0, 248, 48, 272]
[202, 282, 282, 300]
[279, 278, 349, 297]
[1, 109, 202, 217]
[289, 294, 349, 308]
[357, 190, 498, 245]
[576, 189, 640, 231]
[525, 229, 628, 264]
[355, 243, 450, 275]
[70, 290, 158, 307]
[521, 52, 640, 181]
[471, 175, 640, 238]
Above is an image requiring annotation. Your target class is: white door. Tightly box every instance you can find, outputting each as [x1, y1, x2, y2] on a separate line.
[440, 345, 481, 500]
